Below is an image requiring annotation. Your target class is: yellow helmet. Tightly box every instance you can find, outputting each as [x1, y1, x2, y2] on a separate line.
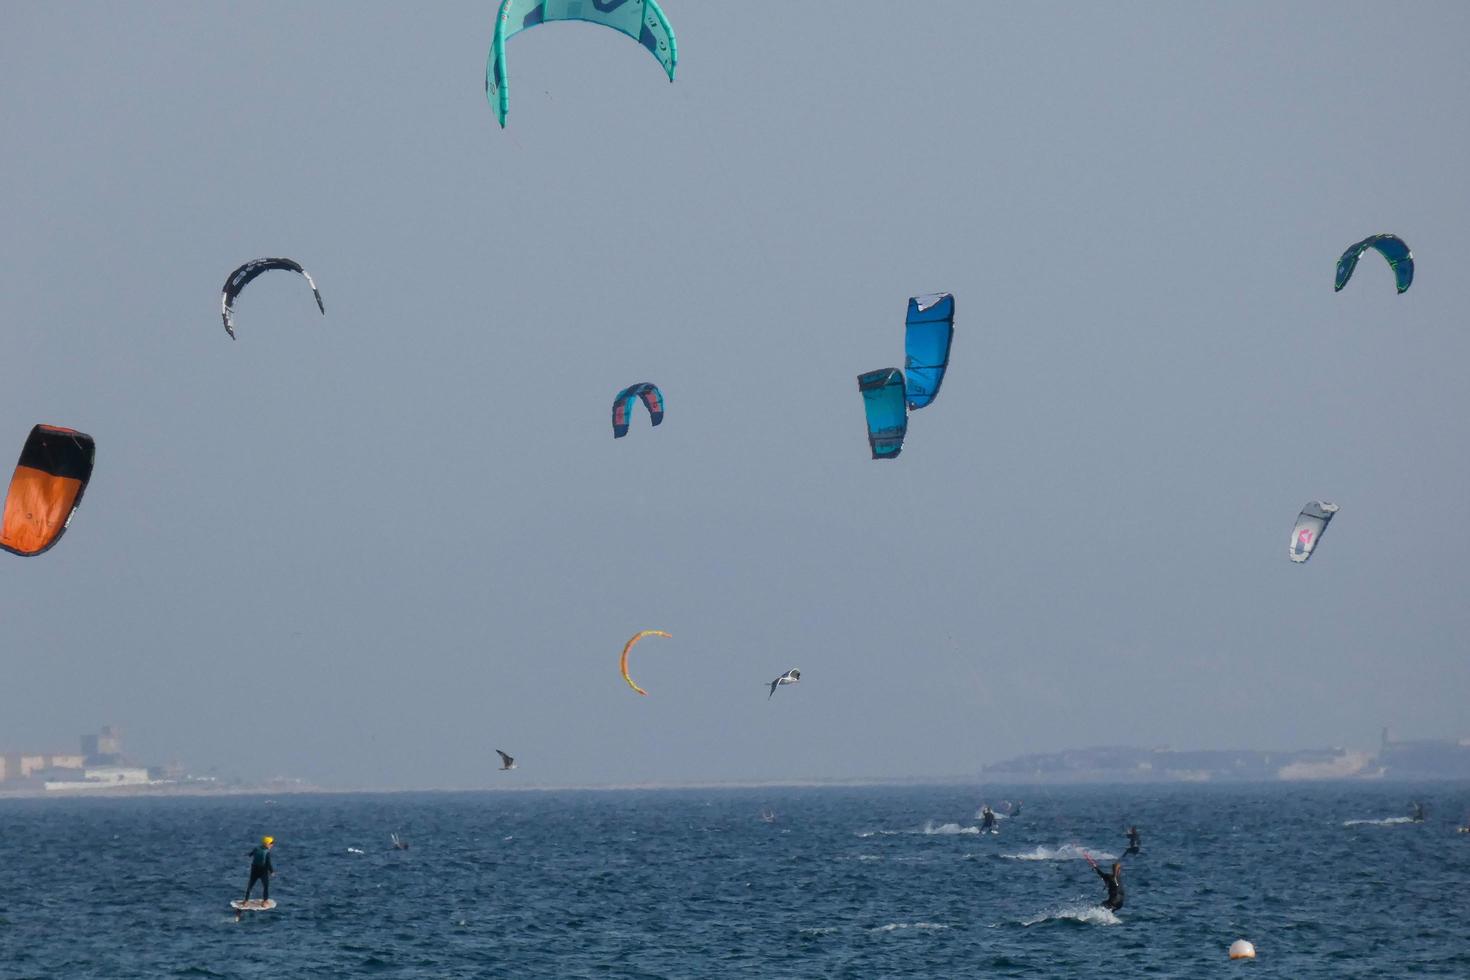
[262, 836, 275, 846]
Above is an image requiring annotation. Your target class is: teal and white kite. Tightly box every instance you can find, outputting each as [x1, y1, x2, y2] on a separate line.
[486, 0, 678, 127]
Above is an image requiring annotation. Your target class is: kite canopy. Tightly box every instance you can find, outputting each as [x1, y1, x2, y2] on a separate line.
[486, 0, 678, 127]
[612, 382, 664, 438]
[221, 258, 325, 339]
[1, 425, 95, 557]
[1289, 500, 1338, 563]
[857, 369, 907, 459]
[620, 629, 671, 696]
[903, 293, 955, 411]
[1335, 234, 1413, 294]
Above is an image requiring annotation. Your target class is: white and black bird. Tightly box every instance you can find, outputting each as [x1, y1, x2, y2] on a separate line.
[767, 668, 801, 699]
[496, 749, 516, 771]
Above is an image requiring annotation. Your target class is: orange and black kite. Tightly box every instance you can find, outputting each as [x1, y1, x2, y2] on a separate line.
[1, 425, 95, 557]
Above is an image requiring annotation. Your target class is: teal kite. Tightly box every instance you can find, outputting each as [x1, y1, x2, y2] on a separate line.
[856, 369, 907, 459]
[1335, 234, 1413, 294]
[611, 382, 663, 439]
[486, 0, 678, 128]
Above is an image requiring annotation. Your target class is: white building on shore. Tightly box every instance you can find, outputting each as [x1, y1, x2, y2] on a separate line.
[44, 766, 156, 791]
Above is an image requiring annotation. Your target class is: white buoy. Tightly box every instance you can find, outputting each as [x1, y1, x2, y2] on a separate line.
[1229, 939, 1256, 960]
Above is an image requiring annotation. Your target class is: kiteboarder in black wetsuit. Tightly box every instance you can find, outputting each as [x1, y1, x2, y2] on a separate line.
[1086, 855, 1124, 911]
[1125, 826, 1141, 855]
[240, 836, 274, 917]
[979, 806, 997, 833]
[1409, 801, 1426, 823]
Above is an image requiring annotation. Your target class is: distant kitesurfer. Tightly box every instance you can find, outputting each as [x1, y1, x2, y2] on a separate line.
[390, 833, 410, 851]
[1410, 801, 1426, 823]
[1125, 826, 1141, 855]
[1087, 855, 1124, 911]
[244, 836, 274, 904]
[1012, 800, 1022, 818]
[496, 749, 516, 771]
[768, 668, 801, 699]
[979, 806, 996, 833]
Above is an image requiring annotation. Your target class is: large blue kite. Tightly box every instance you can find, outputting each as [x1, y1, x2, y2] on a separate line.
[903, 293, 955, 411]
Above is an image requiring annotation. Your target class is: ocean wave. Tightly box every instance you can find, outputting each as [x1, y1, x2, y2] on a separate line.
[1019, 903, 1121, 927]
[870, 922, 951, 933]
[857, 821, 993, 838]
[1002, 843, 1115, 861]
[1343, 817, 1413, 827]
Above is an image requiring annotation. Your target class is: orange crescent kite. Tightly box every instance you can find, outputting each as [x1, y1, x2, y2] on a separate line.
[620, 629, 671, 696]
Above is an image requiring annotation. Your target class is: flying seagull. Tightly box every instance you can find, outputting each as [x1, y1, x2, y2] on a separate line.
[496, 749, 517, 771]
[768, 668, 801, 699]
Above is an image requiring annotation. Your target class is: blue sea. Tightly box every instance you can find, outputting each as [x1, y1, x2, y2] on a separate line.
[3, 783, 1467, 978]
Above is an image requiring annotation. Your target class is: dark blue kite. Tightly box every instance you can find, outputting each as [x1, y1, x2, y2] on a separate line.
[856, 369, 907, 459]
[1335, 234, 1413, 294]
[903, 293, 955, 411]
[612, 383, 664, 438]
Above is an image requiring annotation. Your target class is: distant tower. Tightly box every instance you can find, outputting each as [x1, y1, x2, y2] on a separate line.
[1381, 726, 1391, 752]
[98, 725, 122, 756]
[81, 725, 123, 765]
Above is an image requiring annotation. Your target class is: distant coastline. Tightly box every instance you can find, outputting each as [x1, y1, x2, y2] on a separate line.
[4, 728, 1467, 799]
[2, 766, 1468, 801]
[0, 776, 960, 800]
[979, 730, 1470, 784]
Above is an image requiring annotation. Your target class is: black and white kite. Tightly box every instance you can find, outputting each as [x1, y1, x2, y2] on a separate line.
[221, 257, 324, 339]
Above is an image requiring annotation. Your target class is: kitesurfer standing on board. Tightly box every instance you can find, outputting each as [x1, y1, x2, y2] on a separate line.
[979, 806, 997, 832]
[1085, 854, 1124, 911]
[244, 836, 274, 903]
[1125, 826, 1141, 855]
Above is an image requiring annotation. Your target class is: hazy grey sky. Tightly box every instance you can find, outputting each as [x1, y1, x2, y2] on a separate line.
[2, 2, 1467, 788]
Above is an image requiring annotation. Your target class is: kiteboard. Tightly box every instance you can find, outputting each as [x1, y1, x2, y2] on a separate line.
[231, 899, 276, 912]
